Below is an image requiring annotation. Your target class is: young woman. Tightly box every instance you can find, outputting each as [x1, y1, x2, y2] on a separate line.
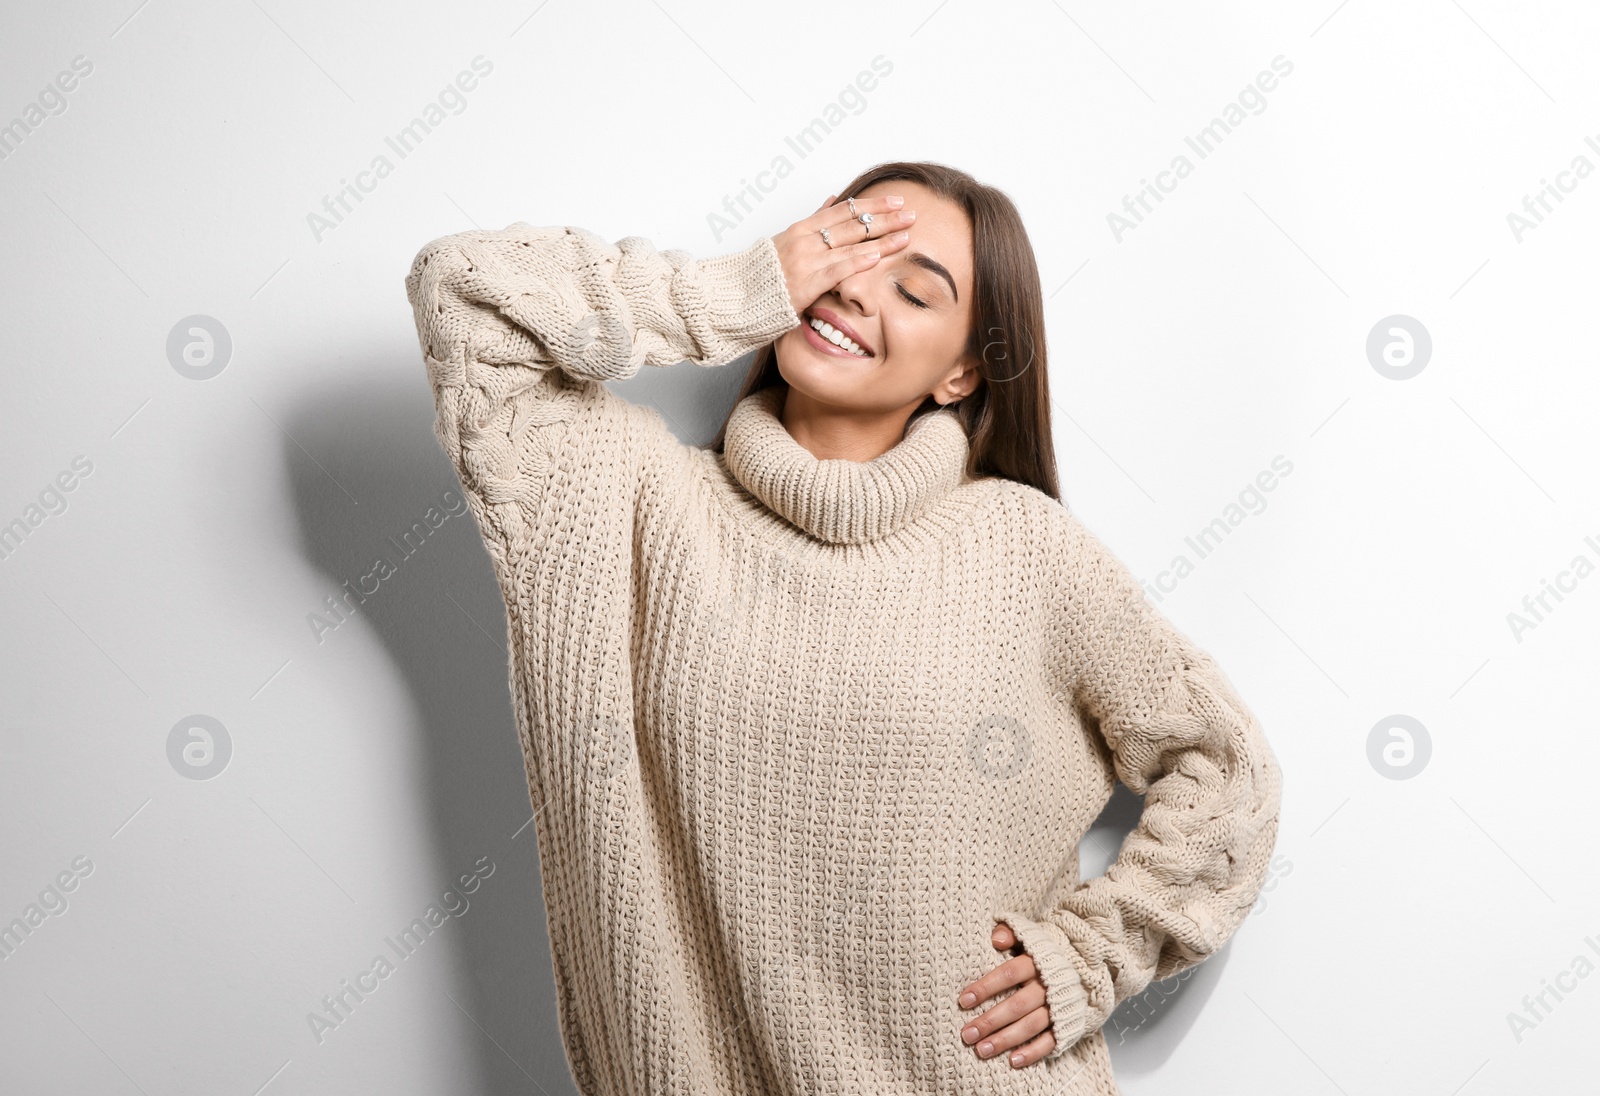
[404, 160, 1282, 1096]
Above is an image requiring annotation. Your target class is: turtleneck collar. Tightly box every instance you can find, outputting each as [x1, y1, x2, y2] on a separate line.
[721, 386, 972, 545]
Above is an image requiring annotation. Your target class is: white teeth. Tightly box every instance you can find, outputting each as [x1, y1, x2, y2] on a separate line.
[808, 316, 868, 356]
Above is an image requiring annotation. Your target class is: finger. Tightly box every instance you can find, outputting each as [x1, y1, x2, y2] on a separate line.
[991, 922, 1016, 950]
[823, 203, 917, 245]
[1006, 1027, 1058, 1069]
[959, 979, 1045, 1048]
[804, 194, 908, 232]
[808, 229, 910, 297]
[970, 1005, 1052, 1062]
[956, 953, 1037, 1008]
[829, 227, 912, 272]
[853, 211, 917, 249]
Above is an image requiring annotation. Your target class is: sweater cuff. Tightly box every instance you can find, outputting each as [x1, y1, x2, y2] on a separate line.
[690, 234, 802, 358]
[991, 911, 1090, 1061]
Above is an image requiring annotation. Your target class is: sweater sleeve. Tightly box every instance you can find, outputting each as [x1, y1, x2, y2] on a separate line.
[995, 509, 1283, 1060]
[402, 223, 801, 549]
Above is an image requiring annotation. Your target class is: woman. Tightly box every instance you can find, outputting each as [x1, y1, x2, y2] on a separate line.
[403, 160, 1282, 1096]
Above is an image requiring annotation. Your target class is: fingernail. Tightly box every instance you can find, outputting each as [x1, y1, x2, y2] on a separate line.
[1010, 1052, 1025, 1067]
[866, 250, 880, 260]
[961, 1025, 979, 1044]
[887, 195, 904, 207]
[958, 992, 976, 1007]
[892, 231, 909, 243]
[899, 210, 916, 222]
[977, 1041, 993, 1057]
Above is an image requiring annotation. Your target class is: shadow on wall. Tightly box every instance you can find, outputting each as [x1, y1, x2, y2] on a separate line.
[1080, 782, 1232, 1076]
[281, 369, 580, 1096]
[273, 352, 759, 1095]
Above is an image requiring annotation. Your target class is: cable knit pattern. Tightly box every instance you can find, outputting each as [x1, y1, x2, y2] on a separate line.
[403, 222, 1283, 1096]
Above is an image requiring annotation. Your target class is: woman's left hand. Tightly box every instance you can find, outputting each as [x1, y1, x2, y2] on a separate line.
[955, 921, 1056, 1068]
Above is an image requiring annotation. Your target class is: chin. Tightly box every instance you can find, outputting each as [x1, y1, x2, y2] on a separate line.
[774, 339, 853, 407]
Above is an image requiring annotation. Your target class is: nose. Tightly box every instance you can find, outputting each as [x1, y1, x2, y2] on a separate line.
[830, 270, 876, 323]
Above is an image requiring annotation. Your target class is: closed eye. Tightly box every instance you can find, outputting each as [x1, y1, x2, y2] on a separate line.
[897, 284, 929, 309]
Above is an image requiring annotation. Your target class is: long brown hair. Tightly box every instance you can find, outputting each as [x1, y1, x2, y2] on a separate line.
[707, 160, 1059, 501]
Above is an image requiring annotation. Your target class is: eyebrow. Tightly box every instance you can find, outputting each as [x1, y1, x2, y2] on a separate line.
[902, 251, 959, 304]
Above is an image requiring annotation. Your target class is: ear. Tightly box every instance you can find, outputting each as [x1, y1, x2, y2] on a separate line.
[935, 353, 983, 406]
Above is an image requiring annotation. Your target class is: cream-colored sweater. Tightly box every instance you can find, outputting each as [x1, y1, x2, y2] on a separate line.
[403, 222, 1283, 1096]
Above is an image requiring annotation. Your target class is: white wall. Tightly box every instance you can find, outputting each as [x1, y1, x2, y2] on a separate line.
[2, 2, 1595, 1093]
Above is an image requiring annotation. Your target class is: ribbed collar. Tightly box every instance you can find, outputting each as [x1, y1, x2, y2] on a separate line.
[722, 386, 971, 545]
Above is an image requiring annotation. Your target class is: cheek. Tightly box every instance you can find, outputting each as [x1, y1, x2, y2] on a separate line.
[882, 313, 962, 365]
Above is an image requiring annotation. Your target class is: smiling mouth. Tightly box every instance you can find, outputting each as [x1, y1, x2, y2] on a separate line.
[802, 313, 872, 358]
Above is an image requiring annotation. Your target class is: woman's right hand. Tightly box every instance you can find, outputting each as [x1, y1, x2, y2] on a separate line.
[770, 194, 918, 318]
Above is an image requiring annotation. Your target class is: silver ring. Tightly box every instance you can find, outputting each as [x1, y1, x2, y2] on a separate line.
[819, 226, 833, 248]
[845, 196, 858, 217]
[858, 211, 873, 238]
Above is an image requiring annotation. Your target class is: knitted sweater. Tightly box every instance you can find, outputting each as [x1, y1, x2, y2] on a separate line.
[403, 222, 1283, 1096]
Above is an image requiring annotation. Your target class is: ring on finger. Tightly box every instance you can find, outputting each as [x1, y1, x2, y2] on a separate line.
[845, 196, 858, 218]
[819, 226, 833, 248]
[859, 211, 874, 238]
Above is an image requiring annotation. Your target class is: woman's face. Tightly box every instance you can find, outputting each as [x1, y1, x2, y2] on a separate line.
[774, 180, 980, 416]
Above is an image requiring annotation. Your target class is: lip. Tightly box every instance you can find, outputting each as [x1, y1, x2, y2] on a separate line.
[804, 305, 874, 357]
